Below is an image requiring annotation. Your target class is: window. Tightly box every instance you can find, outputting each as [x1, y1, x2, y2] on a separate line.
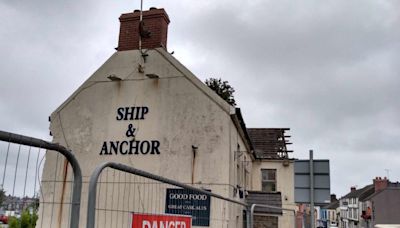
[237, 164, 241, 186]
[245, 170, 250, 189]
[261, 169, 276, 192]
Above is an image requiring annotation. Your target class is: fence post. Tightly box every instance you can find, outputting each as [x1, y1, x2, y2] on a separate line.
[87, 163, 109, 228]
[246, 205, 251, 228]
[250, 204, 256, 228]
[310, 150, 315, 228]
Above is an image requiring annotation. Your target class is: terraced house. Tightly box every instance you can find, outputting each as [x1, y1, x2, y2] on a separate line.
[339, 177, 400, 228]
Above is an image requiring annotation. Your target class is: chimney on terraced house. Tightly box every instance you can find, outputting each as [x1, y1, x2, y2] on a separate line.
[373, 176, 388, 192]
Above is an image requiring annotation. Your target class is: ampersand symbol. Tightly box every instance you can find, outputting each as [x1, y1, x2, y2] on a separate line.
[126, 124, 136, 137]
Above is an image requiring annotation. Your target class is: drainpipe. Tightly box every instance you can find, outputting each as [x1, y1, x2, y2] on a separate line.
[191, 145, 198, 184]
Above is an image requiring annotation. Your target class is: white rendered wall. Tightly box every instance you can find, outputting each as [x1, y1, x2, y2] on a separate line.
[37, 49, 251, 228]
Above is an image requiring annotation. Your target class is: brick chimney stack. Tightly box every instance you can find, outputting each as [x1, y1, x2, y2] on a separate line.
[117, 7, 170, 51]
[373, 177, 388, 192]
[350, 187, 356, 192]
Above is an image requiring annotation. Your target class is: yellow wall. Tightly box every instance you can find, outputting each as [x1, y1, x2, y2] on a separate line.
[252, 160, 296, 227]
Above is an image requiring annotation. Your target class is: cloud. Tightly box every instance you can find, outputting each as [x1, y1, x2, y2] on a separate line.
[0, 0, 399, 196]
[167, 0, 400, 195]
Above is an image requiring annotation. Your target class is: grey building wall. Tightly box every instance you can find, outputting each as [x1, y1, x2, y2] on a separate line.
[372, 188, 400, 226]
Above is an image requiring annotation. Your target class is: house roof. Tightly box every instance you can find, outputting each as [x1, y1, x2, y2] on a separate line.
[363, 185, 400, 201]
[246, 191, 282, 215]
[359, 186, 376, 201]
[231, 108, 254, 154]
[343, 182, 400, 202]
[247, 128, 292, 159]
[342, 184, 374, 199]
[323, 200, 339, 209]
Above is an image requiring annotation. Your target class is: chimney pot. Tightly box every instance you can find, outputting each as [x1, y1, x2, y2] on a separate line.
[373, 176, 388, 192]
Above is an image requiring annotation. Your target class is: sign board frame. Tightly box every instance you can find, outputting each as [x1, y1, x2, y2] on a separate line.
[294, 159, 330, 205]
[165, 188, 211, 226]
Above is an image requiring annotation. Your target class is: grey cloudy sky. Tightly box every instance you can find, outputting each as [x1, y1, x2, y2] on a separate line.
[0, 0, 399, 197]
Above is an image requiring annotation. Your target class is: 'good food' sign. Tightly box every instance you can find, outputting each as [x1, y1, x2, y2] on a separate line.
[165, 189, 211, 226]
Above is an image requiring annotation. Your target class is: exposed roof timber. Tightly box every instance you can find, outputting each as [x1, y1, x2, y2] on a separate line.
[247, 128, 292, 159]
[248, 128, 290, 130]
[256, 152, 293, 155]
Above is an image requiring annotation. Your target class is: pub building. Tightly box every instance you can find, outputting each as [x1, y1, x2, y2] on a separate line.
[38, 7, 295, 228]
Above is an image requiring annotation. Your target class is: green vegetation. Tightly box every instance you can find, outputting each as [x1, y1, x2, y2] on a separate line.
[0, 188, 5, 206]
[8, 210, 38, 228]
[8, 217, 18, 228]
[205, 78, 236, 106]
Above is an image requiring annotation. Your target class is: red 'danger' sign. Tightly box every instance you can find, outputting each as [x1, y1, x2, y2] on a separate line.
[131, 213, 192, 228]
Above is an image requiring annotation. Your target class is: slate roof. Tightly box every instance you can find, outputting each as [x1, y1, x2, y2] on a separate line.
[247, 128, 292, 159]
[232, 108, 254, 153]
[343, 182, 400, 202]
[359, 186, 375, 201]
[323, 200, 339, 210]
[246, 191, 282, 215]
[363, 183, 400, 201]
[342, 184, 374, 199]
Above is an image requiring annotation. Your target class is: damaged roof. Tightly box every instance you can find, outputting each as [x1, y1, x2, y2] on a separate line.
[247, 128, 292, 159]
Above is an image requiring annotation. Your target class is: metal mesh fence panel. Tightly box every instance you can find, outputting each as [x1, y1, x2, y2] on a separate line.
[0, 130, 82, 228]
[0, 141, 42, 227]
[250, 204, 297, 228]
[87, 162, 248, 228]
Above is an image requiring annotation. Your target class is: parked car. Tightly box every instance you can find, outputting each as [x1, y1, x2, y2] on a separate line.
[0, 214, 8, 224]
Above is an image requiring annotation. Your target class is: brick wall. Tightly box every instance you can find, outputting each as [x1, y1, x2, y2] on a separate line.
[117, 8, 170, 51]
[373, 177, 388, 192]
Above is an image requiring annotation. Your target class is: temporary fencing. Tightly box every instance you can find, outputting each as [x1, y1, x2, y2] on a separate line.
[0, 129, 297, 228]
[86, 162, 249, 228]
[0, 130, 82, 228]
[250, 204, 296, 228]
